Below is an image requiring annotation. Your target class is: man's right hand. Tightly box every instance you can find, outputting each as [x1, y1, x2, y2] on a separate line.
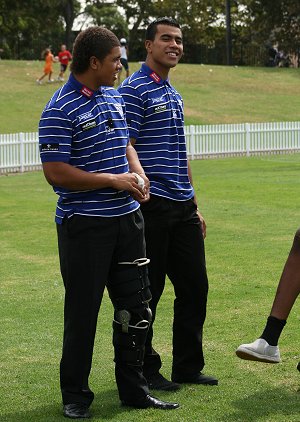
[112, 173, 147, 201]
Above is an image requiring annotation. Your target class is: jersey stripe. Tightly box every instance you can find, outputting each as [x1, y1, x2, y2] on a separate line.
[118, 64, 194, 201]
[39, 73, 139, 223]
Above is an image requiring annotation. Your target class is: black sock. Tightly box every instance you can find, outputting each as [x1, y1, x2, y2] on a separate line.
[260, 316, 286, 346]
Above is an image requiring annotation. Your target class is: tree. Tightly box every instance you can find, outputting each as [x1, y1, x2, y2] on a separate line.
[1, 0, 299, 65]
[0, 0, 81, 59]
[85, 2, 129, 39]
[0, 0, 65, 58]
[114, 0, 229, 61]
[225, 0, 233, 64]
[60, 0, 81, 49]
[234, 1, 300, 63]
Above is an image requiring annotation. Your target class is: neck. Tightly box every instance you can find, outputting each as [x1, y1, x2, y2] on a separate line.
[73, 72, 98, 91]
[145, 58, 170, 80]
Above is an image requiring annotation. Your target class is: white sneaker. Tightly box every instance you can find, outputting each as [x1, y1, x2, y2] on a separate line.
[36, 79, 42, 85]
[236, 338, 280, 363]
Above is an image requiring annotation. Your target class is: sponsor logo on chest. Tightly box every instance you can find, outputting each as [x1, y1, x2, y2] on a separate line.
[81, 120, 97, 131]
[154, 104, 167, 113]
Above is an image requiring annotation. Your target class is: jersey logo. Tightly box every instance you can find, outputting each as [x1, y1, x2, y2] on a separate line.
[152, 95, 165, 104]
[106, 118, 115, 133]
[80, 86, 93, 98]
[154, 104, 167, 113]
[78, 111, 94, 122]
[150, 72, 161, 83]
[80, 120, 97, 131]
[40, 143, 59, 152]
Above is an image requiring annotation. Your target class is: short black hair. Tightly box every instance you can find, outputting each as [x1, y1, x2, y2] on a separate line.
[145, 17, 181, 41]
[71, 26, 120, 74]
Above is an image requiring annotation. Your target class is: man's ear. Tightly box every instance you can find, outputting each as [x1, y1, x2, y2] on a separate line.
[145, 40, 152, 54]
[90, 56, 100, 70]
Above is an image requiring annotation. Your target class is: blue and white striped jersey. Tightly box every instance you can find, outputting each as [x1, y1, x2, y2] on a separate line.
[39, 73, 139, 224]
[118, 63, 194, 202]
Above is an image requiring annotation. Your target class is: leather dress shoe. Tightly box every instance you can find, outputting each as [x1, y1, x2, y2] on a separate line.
[147, 372, 181, 391]
[63, 403, 90, 419]
[122, 394, 179, 409]
[172, 372, 218, 386]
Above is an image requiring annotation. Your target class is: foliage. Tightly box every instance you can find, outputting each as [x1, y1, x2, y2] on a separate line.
[0, 0, 80, 59]
[0, 0, 300, 64]
[231, 1, 300, 63]
[85, 2, 129, 39]
[100, 0, 300, 65]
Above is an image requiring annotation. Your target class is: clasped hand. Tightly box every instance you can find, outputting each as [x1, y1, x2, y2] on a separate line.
[112, 173, 150, 203]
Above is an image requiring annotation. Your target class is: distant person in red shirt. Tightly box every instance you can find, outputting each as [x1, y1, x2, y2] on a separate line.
[57, 44, 72, 81]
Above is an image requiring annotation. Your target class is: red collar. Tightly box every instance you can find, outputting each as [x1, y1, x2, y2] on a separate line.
[80, 85, 94, 98]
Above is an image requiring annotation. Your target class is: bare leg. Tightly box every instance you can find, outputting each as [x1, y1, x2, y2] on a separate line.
[236, 230, 300, 363]
[269, 229, 300, 320]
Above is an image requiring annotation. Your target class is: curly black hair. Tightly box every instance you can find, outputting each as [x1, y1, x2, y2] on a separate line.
[71, 26, 120, 74]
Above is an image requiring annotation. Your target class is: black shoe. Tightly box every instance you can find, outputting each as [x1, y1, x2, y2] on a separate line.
[297, 362, 300, 372]
[172, 372, 218, 386]
[122, 394, 179, 410]
[63, 403, 90, 419]
[147, 372, 181, 391]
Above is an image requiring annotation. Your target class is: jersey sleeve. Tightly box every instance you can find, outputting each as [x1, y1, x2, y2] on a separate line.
[39, 104, 73, 163]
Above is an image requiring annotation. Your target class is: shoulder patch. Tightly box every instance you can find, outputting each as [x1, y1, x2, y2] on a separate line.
[40, 143, 59, 152]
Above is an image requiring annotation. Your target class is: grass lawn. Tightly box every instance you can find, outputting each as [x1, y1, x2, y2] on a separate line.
[0, 60, 300, 133]
[0, 154, 299, 421]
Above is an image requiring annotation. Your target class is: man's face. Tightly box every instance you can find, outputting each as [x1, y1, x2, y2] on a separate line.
[96, 46, 122, 86]
[146, 24, 183, 70]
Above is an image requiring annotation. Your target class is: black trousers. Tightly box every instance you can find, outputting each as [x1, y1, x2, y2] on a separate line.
[141, 196, 208, 378]
[56, 210, 149, 406]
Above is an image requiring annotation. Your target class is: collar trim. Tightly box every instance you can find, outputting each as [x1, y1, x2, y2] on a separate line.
[149, 71, 161, 83]
[80, 86, 94, 98]
[141, 63, 167, 85]
[68, 73, 98, 98]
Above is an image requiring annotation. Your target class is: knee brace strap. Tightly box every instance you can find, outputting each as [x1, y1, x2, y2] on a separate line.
[115, 308, 151, 333]
[113, 289, 151, 311]
[113, 320, 149, 366]
[109, 258, 152, 310]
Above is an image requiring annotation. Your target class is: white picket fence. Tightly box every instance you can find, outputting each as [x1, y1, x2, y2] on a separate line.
[185, 121, 300, 159]
[1, 122, 300, 174]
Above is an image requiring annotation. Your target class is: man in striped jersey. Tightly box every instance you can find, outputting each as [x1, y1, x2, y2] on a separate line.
[39, 26, 179, 419]
[118, 18, 218, 391]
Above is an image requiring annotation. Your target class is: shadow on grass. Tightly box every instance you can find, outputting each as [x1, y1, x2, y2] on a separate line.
[223, 386, 300, 421]
[1, 388, 138, 421]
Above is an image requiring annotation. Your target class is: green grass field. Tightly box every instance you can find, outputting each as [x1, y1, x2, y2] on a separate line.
[0, 60, 300, 133]
[1, 155, 299, 422]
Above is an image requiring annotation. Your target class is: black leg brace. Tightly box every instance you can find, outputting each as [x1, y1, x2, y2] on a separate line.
[108, 258, 152, 401]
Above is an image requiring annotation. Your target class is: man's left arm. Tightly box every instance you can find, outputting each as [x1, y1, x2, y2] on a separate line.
[188, 160, 207, 239]
[126, 142, 150, 202]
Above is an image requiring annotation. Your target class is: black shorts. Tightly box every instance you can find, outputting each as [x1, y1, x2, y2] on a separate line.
[60, 63, 68, 72]
[120, 58, 129, 71]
